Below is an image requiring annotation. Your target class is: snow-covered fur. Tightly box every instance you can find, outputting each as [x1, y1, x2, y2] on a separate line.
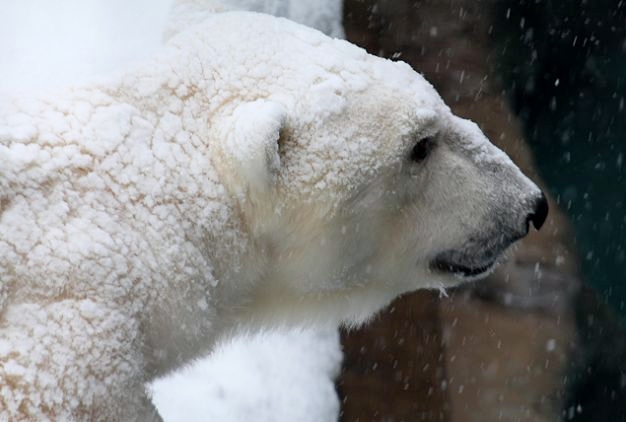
[151, 329, 342, 422]
[0, 9, 543, 421]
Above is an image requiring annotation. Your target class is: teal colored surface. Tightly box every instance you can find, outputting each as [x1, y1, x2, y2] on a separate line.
[493, 0, 626, 317]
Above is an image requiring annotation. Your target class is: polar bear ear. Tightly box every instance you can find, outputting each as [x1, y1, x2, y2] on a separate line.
[219, 100, 286, 199]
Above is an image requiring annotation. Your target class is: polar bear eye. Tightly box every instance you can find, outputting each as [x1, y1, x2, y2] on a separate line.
[410, 137, 434, 162]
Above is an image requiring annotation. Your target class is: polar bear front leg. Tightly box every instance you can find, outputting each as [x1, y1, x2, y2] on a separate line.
[0, 299, 160, 421]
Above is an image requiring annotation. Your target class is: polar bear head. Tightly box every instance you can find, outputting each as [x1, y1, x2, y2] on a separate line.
[200, 13, 547, 325]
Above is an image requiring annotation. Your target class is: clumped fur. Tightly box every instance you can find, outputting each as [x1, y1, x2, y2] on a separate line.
[0, 6, 542, 420]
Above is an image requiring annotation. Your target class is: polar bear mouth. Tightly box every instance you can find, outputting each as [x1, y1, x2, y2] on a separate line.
[431, 258, 497, 279]
[430, 245, 507, 280]
[429, 231, 521, 281]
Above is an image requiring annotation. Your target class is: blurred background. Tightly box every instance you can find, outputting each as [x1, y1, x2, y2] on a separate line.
[338, 1, 626, 421]
[492, 0, 626, 316]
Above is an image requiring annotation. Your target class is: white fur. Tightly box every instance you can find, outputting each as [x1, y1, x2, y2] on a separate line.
[0, 7, 541, 420]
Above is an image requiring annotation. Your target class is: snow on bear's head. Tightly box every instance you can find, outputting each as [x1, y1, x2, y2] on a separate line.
[175, 12, 548, 325]
[202, 13, 549, 325]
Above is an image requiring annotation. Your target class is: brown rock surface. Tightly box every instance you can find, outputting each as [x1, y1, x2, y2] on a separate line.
[339, 1, 582, 421]
[339, 291, 449, 421]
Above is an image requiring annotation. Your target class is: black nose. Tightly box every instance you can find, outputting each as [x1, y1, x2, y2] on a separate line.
[527, 192, 549, 230]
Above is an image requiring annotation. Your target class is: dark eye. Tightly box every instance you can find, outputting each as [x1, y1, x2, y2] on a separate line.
[410, 137, 434, 162]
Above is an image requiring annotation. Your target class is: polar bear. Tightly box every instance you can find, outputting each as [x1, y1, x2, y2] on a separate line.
[0, 9, 548, 421]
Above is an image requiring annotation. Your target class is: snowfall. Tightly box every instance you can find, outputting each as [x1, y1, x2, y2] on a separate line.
[0, 0, 344, 420]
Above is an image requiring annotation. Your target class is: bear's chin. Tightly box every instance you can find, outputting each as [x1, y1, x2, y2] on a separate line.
[429, 244, 512, 282]
[430, 257, 499, 281]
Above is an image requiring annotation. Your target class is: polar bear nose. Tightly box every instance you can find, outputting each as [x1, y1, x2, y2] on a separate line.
[526, 192, 549, 230]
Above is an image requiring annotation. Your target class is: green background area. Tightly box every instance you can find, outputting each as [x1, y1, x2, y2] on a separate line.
[492, 2, 626, 419]
[493, 0, 626, 317]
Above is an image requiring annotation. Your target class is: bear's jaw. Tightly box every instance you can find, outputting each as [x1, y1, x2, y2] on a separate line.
[429, 240, 514, 282]
[430, 255, 499, 281]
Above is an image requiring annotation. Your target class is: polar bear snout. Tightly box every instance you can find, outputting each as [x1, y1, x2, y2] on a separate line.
[526, 191, 549, 231]
[429, 184, 549, 281]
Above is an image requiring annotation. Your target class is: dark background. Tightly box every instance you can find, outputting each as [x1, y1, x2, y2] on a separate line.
[339, 1, 626, 420]
[493, 2, 626, 419]
[493, 0, 626, 317]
